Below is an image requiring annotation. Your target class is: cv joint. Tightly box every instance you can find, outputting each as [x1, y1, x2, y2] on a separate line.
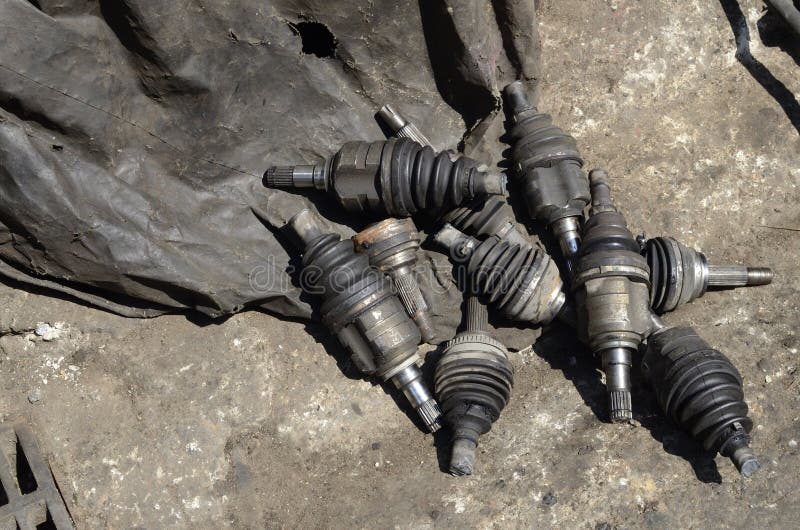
[573, 169, 654, 423]
[265, 138, 506, 218]
[433, 224, 566, 326]
[435, 296, 513, 476]
[643, 326, 760, 477]
[353, 217, 437, 344]
[643, 236, 773, 314]
[502, 81, 590, 274]
[287, 209, 442, 432]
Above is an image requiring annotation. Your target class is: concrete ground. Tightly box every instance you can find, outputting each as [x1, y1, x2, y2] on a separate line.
[1, 0, 799, 527]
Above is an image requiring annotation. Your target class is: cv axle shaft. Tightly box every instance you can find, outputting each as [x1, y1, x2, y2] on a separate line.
[643, 236, 773, 314]
[266, 139, 506, 217]
[287, 208, 442, 432]
[435, 296, 513, 476]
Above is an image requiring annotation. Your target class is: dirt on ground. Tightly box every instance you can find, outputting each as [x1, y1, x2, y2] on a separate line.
[1, 0, 799, 528]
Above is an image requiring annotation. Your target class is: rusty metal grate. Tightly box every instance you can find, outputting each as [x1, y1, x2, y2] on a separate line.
[0, 420, 73, 530]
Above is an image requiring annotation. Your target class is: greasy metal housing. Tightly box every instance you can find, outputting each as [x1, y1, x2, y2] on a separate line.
[573, 170, 653, 423]
[643, 236, 773, 314]
[435, 297, 513, 476]
[265, 138, 506, 217]
[353, 218, 437, 344]
[503, 81, 590, 272]
[643, 327, 760, 476]
[433, 224, 565, 326]
[287, 209, 442, 432]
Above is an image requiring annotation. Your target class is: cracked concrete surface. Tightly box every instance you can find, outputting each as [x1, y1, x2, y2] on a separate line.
[1, 0, 799, 527]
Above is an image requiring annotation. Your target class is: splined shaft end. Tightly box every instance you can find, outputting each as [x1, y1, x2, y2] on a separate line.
[354, 218, 437, 344]
[602, 347, 634, 423]
[391, 364, 443, 433]
[644, 236, 774, 314]
[377, 104, 433, 147]
[265, 164, 328, 190]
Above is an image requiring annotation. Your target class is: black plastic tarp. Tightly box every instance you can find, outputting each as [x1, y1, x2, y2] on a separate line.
[0, 0, 540, 335]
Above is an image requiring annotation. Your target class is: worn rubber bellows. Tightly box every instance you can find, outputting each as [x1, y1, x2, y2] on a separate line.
[466, 238, 564, 325]
[442, 195, 529, 246]
[435, 297, 513, 475]
[643, 327, 759, 475]
[646, 236, 677, 313]
[388, 139, 488, 217]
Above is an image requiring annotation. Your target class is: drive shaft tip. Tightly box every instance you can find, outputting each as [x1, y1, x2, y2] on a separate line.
[730, 444, 761, 477]
[746, 267, 773, 286]
[608, 390, 633, 423]
[264, 166, 295, 187]
[417, 399, 443, 433]
[449, 437, 477, 476]
[502, 81, 532, 115]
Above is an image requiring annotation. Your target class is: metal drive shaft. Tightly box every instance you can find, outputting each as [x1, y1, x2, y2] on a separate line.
[265, 139, 506, 217]
[707, 265, 773, 287]
[377, 104, 433, 147]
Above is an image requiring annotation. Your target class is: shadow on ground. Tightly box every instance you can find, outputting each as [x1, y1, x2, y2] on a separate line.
[718, 0, 800, 134]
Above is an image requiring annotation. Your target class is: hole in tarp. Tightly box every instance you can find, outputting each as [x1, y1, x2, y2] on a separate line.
[289, 21, 337, 58]
[16, 437, 38, 494]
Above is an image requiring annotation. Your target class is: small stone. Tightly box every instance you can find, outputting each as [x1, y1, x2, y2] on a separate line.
[595, 524, 611, 530]
[788, 439, 798, 449]
[27, 388, 41, 403]
[34, 322, 63, 341]
[542, 492, 557, 506]
[371, 442, 380, 450]
[757, 358, 774, 374]
[35, 323, 52, 336]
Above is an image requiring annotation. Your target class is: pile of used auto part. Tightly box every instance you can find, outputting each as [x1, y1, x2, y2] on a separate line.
[264, 81, 773, 478]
